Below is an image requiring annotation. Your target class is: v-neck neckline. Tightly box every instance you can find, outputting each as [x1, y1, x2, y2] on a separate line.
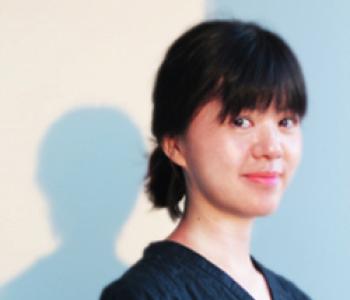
[144, 240, 284, 300]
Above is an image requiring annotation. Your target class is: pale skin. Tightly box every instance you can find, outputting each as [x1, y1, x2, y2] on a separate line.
[162, 99, 302, 300]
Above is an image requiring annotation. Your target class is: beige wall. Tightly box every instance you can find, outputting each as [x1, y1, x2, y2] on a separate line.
[0, 0, 203, 285]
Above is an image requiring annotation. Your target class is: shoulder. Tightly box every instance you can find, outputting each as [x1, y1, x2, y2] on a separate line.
[100, 269, 163, 299]
[100, 276, 154, 300]
[100, 246, 181, 300]
[274, 272, 311, 299]
[255, 260, 311, 300]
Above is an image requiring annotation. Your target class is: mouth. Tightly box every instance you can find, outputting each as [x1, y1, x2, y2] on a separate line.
[242, 172, 282, 187]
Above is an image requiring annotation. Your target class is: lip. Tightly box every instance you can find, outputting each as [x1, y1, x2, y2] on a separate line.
[242, 171, 282, 187]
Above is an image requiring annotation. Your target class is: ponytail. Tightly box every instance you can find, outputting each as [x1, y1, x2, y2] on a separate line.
[145, 146, 186, 220]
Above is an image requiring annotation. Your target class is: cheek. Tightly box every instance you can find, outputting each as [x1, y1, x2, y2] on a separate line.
[221, 138, 251, 168]
[286, 134, 303, 172]
[184, 134, 241, 181]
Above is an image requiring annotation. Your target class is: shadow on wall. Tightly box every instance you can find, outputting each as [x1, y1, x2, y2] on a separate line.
[0, 107, 146, 299]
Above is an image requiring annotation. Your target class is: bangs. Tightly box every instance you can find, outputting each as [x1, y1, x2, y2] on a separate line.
[213, 27, 307, 122]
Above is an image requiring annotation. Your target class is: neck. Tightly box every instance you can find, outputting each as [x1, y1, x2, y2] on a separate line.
[167, 199, 256, 280]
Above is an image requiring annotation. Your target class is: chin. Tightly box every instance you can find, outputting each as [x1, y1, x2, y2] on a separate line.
[250, 194, 281, 217]
[228, 199, 280, 219]
[259, 202, 281, 217]
[255, 206, 279, 217]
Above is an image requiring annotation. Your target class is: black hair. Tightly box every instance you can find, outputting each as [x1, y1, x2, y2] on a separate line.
[146, 19, 307, 220]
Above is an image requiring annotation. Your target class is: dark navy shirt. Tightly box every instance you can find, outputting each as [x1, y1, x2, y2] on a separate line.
[100, 241, 311, 300]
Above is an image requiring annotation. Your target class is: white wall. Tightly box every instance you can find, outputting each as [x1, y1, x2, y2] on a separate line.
[0, 0, 203, 291]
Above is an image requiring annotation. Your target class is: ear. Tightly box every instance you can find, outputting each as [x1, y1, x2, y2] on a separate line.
[161, 135, 187, 168]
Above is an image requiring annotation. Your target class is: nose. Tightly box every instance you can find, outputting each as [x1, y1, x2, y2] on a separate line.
[251, 125, 283, 160]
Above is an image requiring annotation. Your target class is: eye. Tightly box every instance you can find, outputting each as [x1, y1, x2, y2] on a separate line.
[279, 117, 298, 129]
[233, 117, 252, 129]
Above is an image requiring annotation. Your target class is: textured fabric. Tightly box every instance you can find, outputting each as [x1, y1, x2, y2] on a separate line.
[100, 241, 311, 300]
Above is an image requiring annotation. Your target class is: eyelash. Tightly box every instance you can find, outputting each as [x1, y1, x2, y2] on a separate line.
[232, 117, 252, 128]
[279, 117, 298, 128]
[232, 116, 299, 129]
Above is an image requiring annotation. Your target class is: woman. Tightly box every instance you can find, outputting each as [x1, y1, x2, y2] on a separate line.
[101, 20, 311, 300]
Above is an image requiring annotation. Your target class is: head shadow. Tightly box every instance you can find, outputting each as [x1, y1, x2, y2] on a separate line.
[1, 106, 146, 299]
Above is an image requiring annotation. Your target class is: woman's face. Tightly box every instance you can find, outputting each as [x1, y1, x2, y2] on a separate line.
[174, 99, 302, 219]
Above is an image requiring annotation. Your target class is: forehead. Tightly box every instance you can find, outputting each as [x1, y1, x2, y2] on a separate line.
[187, 99, 223, 130]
